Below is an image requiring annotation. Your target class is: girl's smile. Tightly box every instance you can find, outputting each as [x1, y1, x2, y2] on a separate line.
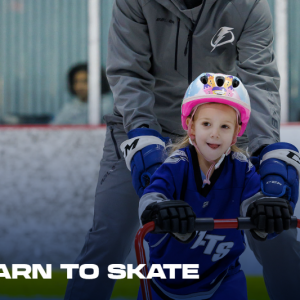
[207, 143, 221, 150]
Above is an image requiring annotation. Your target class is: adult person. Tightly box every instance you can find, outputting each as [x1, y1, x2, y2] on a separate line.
[64, 1, 300, 300]
[51, 63, 113, 124]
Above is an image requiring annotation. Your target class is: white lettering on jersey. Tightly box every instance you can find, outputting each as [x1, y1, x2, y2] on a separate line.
[191, 233, 234, 262]
[191, 231, 207, 249]
[212, 242, 234, 262]
[203, 235, 225, 255]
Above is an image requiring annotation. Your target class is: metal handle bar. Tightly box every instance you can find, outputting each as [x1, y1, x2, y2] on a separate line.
[135, 216, 300, 300]
[194, 216, 299, 231]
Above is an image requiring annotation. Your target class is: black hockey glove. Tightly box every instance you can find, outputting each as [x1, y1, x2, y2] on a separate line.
[141, 200, 196, 243]
[246, 198, 293, 241]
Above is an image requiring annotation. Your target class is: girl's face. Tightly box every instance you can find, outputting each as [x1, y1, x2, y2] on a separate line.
[187, 103, 240, 161]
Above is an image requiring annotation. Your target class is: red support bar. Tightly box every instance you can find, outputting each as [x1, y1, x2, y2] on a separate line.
[214, 219, 238, 229]
[135, 221, 155, 300]
[135, 217, 300, 300]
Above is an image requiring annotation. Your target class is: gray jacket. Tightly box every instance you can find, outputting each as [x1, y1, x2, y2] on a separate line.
[106, 0, 280, 154]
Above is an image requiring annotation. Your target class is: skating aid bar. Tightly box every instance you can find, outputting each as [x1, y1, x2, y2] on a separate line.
[135, 217, 300, 300]
[192, 217, 299, 231]
[236, 216, 299, 230]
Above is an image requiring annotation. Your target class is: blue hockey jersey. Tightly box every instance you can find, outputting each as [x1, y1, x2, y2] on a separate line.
[140, 145, 260, 297]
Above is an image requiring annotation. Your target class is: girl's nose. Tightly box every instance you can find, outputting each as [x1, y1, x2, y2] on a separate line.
[210, 127, 220, 138]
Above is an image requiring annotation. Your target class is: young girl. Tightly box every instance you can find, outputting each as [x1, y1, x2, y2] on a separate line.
[138, 73, 264, 300]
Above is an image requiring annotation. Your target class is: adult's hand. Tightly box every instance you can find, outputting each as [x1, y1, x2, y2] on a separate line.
[251, 143, 300, 209]
[257, 142, 300, 210]
[120, 128, 170, 197]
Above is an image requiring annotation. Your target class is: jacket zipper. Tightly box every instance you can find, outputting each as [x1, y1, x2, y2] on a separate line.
[184, 30, 192, 57]
[185, 0, 207, 84]
[174, 17, 180, 71]
[109, 126, 121, 160]
[188, 28, 194, 83]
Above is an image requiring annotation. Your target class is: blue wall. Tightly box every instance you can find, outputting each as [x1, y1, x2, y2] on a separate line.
[0, 0, 113, 120]
[1, 0, 300, 122]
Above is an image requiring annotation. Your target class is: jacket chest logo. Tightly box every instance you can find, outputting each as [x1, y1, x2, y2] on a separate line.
[211, 27, 235, 52]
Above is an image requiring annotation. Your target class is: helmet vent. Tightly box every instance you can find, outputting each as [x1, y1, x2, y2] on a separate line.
[232, 78, 240, 88]
[216, 76, 225, 87]
[200, 75, 208, 84]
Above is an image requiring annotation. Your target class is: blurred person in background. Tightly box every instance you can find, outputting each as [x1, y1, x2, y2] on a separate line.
[51, 63, 113, 125]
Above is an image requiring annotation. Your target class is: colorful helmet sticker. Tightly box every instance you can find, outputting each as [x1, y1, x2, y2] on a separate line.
[181, 72, 251, 136]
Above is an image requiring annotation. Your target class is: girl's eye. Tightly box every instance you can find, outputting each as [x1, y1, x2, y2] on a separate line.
[203, 122, 210, 126]
[222, 125, 230, 129]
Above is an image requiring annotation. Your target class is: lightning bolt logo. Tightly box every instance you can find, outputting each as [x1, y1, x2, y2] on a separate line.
[211, 27, 235, 52]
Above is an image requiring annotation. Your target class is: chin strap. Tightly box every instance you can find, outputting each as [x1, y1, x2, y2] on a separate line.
[189, 137, 231, 185]
[203, 162, 216, 185]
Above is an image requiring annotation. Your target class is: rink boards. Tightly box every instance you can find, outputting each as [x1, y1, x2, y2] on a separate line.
[0, 124, 299, 274]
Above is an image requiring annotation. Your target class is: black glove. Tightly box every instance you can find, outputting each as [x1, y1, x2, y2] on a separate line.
[246, 198, 293, 241]
[141, 200, 196, 243]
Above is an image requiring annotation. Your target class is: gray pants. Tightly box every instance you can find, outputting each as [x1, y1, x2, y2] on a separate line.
[65, 122, 300, 300]
[64, 122, 140, 300]
[246, 229, 300, 300]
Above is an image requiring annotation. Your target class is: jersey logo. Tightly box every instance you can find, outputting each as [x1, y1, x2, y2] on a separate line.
[191, 232, 234, 262]
[211, 27, 235, 52]
[164, 150, 189, 164]
[203, 201, 209, 208]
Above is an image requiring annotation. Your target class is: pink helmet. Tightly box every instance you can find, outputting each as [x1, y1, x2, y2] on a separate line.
[181, 73, 251, 136]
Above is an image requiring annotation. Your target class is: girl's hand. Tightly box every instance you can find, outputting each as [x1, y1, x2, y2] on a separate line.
[141, 200, 196, 233]
[246, 198, 293, 241]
